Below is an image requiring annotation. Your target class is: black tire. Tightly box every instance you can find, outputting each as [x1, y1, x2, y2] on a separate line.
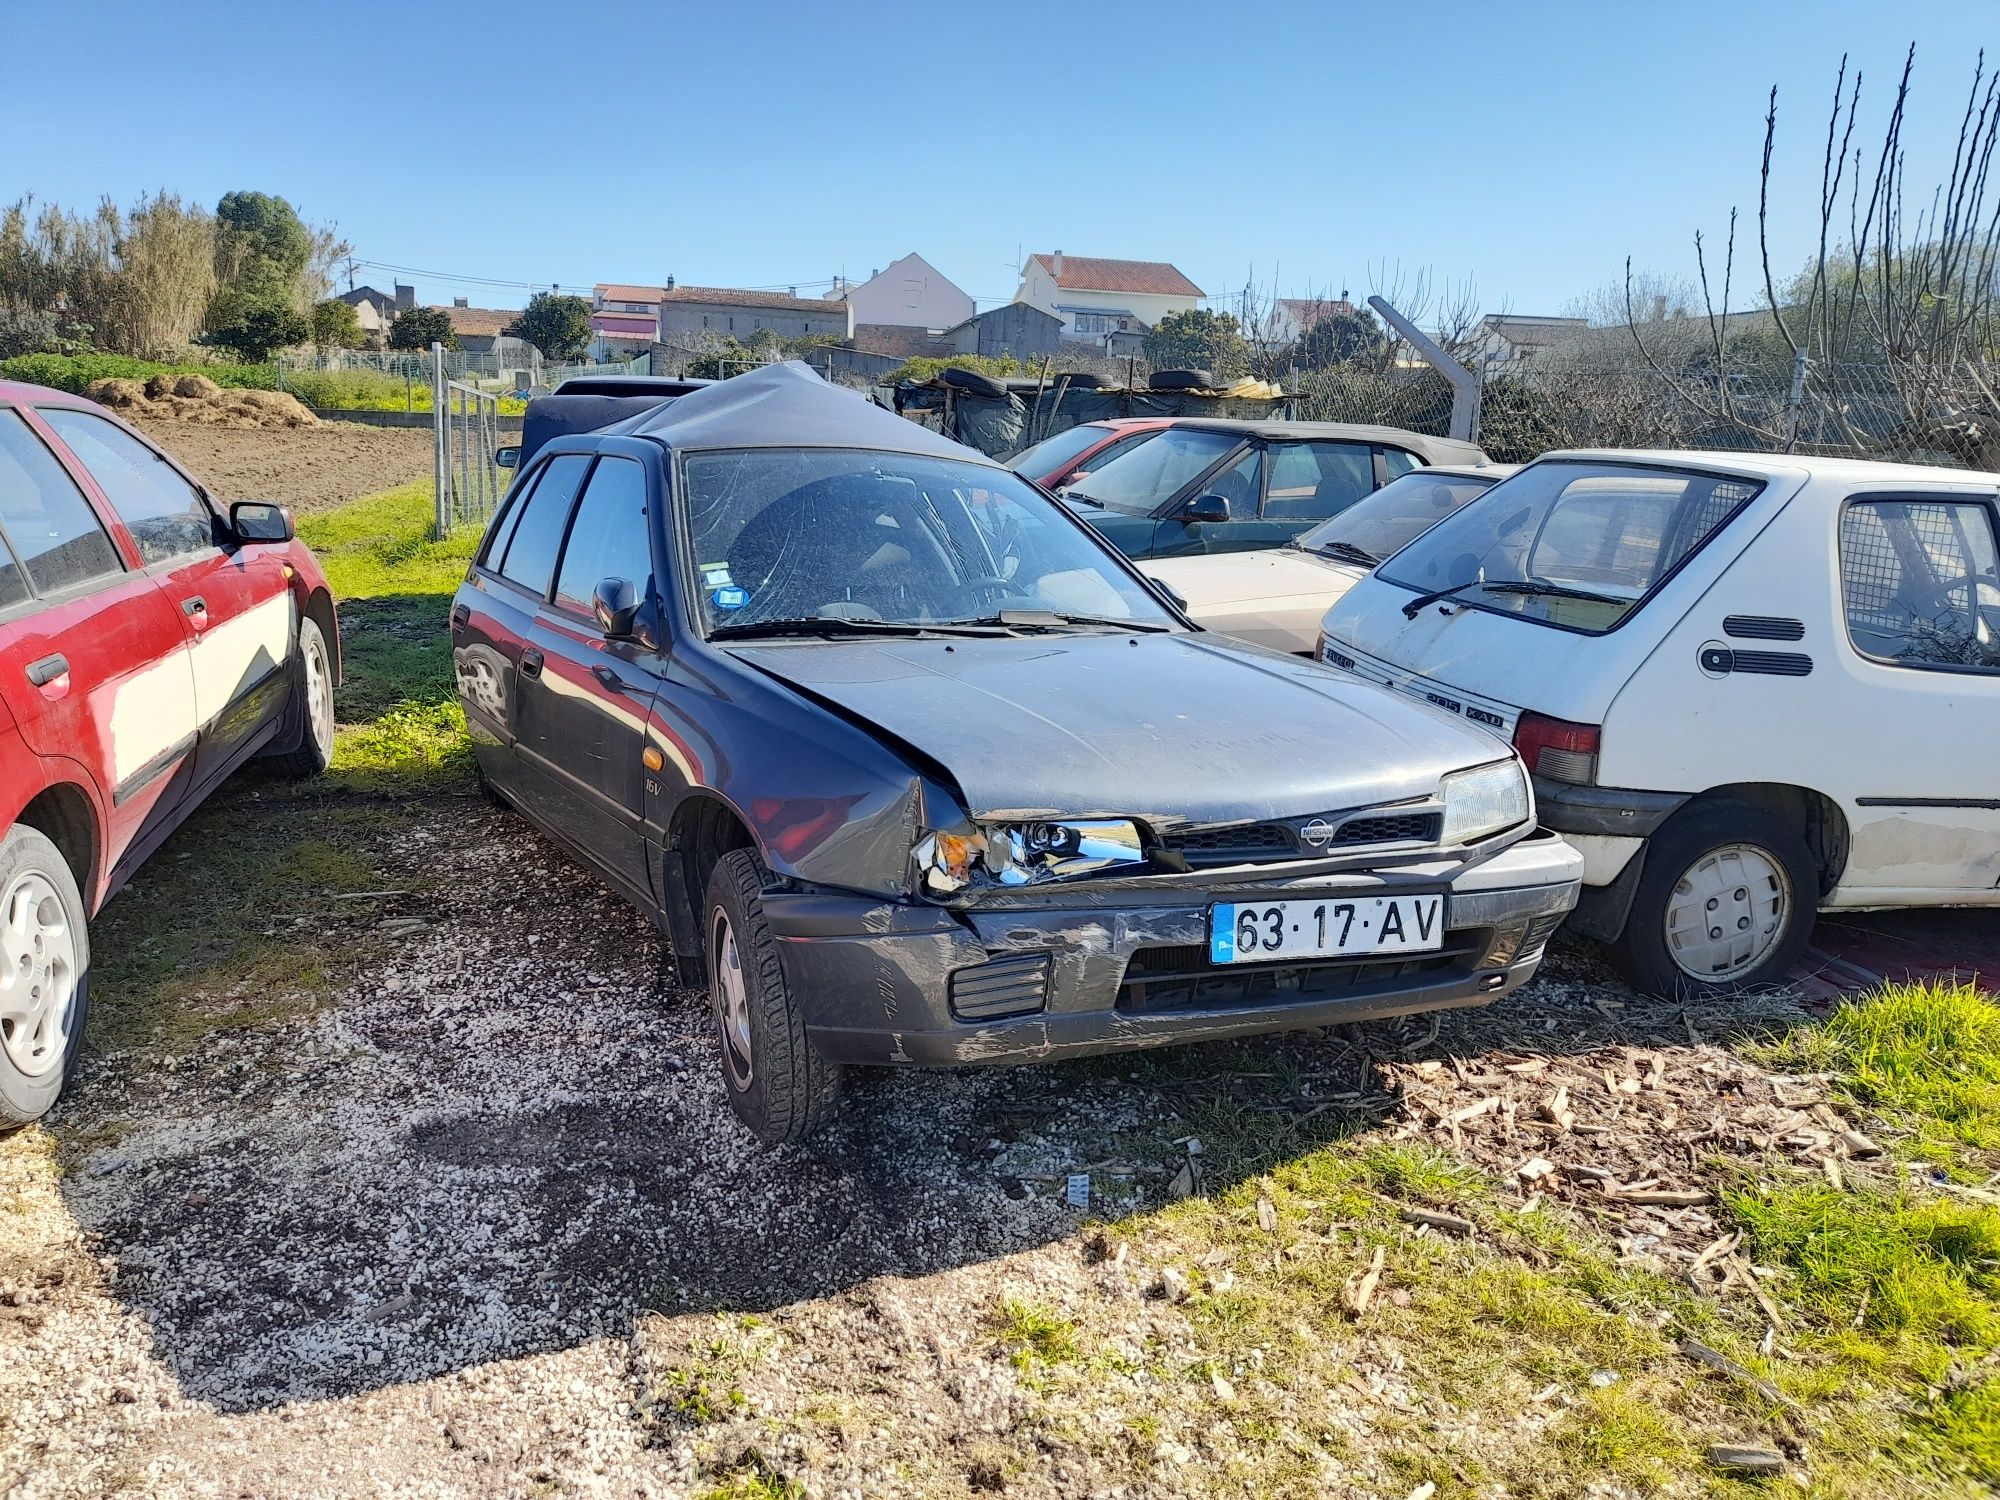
[473, 756, 508, 808]
[940, 366, 1010, 400]
[269, 614, 334, 779]
[1051, 371, 1105, 389]
[1611, 799, 1819, 999]
[0, 824, 91, 1132]
[703, 848, 842, 1144]
[1149, 368, 1213, 391]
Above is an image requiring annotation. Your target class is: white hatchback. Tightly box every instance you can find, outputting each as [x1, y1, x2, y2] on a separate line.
[1316, 450, 2000, 997]
[1143, 465, 1514, 653]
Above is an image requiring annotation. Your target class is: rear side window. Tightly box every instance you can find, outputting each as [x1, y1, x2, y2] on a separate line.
[498, 454, 591, 596]
[552, 457, 650, 616]
[0, 409, 123, 602]
[1264, 441, 1374, 520]
[39, 408, 215, 565]
[1840, 498, 2000, 672]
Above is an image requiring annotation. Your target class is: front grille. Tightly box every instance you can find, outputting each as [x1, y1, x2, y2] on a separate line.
[949, 953, 1051, 1020]
[1116, 940, 1477, 1014]
[1329, 812, 1441, 847]
[1168, 823, 1295, 865]
[1164, 810, 1442, 867]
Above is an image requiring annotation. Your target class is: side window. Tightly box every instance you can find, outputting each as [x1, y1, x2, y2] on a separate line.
[1382, 448, 1424, 481]
[1201, 449, 1261, 516]
[498, 454, 591, 596]
[1840, 498, 2000, 672]
[0, 409, 123, 602]
[552, 457, 650, 616]
[479, 461, 548, 569]
[1264, 442, 1372, 520]
[38, 408, 214, 565]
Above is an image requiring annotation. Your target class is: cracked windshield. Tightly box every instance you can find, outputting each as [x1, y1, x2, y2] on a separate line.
[682, 447, 1179, 633]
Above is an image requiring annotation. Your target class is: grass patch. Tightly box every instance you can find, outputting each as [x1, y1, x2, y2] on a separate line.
[296, 479, 478, 792]
[1762, 978, 2000, 1167]
[993, 1296, 1083, 1370]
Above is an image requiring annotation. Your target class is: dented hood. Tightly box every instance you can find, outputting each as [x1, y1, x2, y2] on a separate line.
[727, 632, 1507, 826]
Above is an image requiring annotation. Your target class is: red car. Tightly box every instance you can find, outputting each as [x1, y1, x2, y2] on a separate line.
[0, 381, 338, 1127]
[1007, 417, 1180, 490]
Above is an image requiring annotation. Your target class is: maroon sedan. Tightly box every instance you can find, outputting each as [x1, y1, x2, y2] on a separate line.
[1007, 417, 1180, 490]
[0, 381, 338, 1127]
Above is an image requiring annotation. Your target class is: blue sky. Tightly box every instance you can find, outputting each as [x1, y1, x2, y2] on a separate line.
[3, 2, 1989, 321]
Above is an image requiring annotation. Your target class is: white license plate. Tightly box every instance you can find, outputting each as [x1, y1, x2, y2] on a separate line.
[1208, 895, 1444, 965]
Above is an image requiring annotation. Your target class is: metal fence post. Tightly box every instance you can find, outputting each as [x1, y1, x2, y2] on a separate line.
[432, 342, 450, 538]
[1782, 350, 1809, 452]
[1368, 296, 1480, 443]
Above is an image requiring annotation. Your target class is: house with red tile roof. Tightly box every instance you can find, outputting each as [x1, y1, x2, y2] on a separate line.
[588, 279, 854, 358]
[1013, 252, 1206, 345]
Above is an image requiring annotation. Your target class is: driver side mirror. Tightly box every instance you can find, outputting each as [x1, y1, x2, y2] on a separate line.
[593, 577, 641, 638]
[1183, 493, 1231, 525]
[495, 445, 520, 470]
[229, 500, 293, 543]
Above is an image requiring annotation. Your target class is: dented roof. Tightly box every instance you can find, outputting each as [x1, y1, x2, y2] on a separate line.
[606, 360, 989, 461]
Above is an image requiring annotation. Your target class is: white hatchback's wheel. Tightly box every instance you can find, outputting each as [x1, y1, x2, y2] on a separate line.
[271, 613, 334, 778]
[1663, 843, 1792, 982]
[0, 825, 91, 1130]
[1611, 799, 1819, 1000]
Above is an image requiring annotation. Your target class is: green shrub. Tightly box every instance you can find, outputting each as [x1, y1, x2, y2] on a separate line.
[0, 352, 276, 394]
[887, 353, 1022, 386]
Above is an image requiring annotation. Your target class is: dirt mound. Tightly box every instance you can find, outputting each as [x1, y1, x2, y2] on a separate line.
[85, 375, 317, 430]
[128, 417, 439, 514]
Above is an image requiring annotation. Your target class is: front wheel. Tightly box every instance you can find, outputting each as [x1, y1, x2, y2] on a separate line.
[1612, 800, 1819, 999]
[704, 849, 843, 1144]
[0, 825, 91, 1131]
[270, 614, 334, 779]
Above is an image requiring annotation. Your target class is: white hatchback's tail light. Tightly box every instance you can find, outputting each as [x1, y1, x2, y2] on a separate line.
[1512, 712, 1601, 784]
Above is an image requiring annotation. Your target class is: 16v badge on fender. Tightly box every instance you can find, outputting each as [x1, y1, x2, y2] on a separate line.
[1209, 895, 1444, 965]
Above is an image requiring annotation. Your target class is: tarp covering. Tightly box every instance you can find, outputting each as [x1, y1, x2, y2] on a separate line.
[892, 381, 1294, 459]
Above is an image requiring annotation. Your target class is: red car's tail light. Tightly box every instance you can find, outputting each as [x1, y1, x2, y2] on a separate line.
[1512, 712, 1601, 784]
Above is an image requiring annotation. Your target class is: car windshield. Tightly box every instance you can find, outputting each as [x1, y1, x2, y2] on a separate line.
[1297, 470, 1500, 565]
[1380, 460, 1763, 633]
[1066, 427, 1240, 512]
[681, 448, 1180, 635]
[1008, 423, 1112, 477]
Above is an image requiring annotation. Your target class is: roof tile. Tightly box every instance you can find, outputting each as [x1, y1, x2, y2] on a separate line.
[1029, 255, 1203, 298]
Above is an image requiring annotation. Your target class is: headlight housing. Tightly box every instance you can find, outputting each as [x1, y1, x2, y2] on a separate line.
[915, 819, 1146, 894]
[1439, 759, 1531, 846]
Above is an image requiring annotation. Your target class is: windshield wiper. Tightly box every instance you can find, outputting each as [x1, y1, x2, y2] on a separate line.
[708, 616, 1005, 641]
[1304, 538, 1378, 568]
[1401, 577, 1628, 620]
[942, 609, 1173, 634]
[1061, 490, 1104, 508]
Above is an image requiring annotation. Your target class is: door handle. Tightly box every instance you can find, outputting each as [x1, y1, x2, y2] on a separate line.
[591, 664, 624, 691]
[519, 647, 544, 678]
[182, 595, 206, 616]
[25, 653, 68, 687]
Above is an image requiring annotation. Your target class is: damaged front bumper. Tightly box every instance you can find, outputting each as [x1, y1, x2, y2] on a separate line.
[765, 829, 1583, 1066]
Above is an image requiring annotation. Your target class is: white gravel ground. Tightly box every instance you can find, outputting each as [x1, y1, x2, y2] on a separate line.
[0, 800, 1813, 1498]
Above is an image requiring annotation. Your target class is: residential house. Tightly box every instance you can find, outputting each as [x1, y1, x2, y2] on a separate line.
[939, 303, 1065, 361]
[654, 283, 853, 344]
[438, 299, 536, 366]
[338, 283, 415, 344]
[1013, 253, 1205, 344]
[1468, 314, 1590, 370]
[591, 283, 667, 359]
[831, 253, 974, 332]
[1265, 296, 1358, 347]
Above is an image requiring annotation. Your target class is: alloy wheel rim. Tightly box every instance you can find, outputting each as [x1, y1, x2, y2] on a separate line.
[1663, 843, 1791, 983]
[710, 910, 754, 1091]
[305, 630, 333, 754]
[0, 872, 78, 1079]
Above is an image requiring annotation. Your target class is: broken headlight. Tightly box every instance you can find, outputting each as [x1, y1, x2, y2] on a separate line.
[915, 820, 1146, 894]
[1440, 759, 1531, 846]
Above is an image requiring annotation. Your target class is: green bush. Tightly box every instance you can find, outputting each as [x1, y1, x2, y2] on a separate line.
[887, 353, 1022, 386]
[275, 369, 525, 416]
[0, 352, 277, 394]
